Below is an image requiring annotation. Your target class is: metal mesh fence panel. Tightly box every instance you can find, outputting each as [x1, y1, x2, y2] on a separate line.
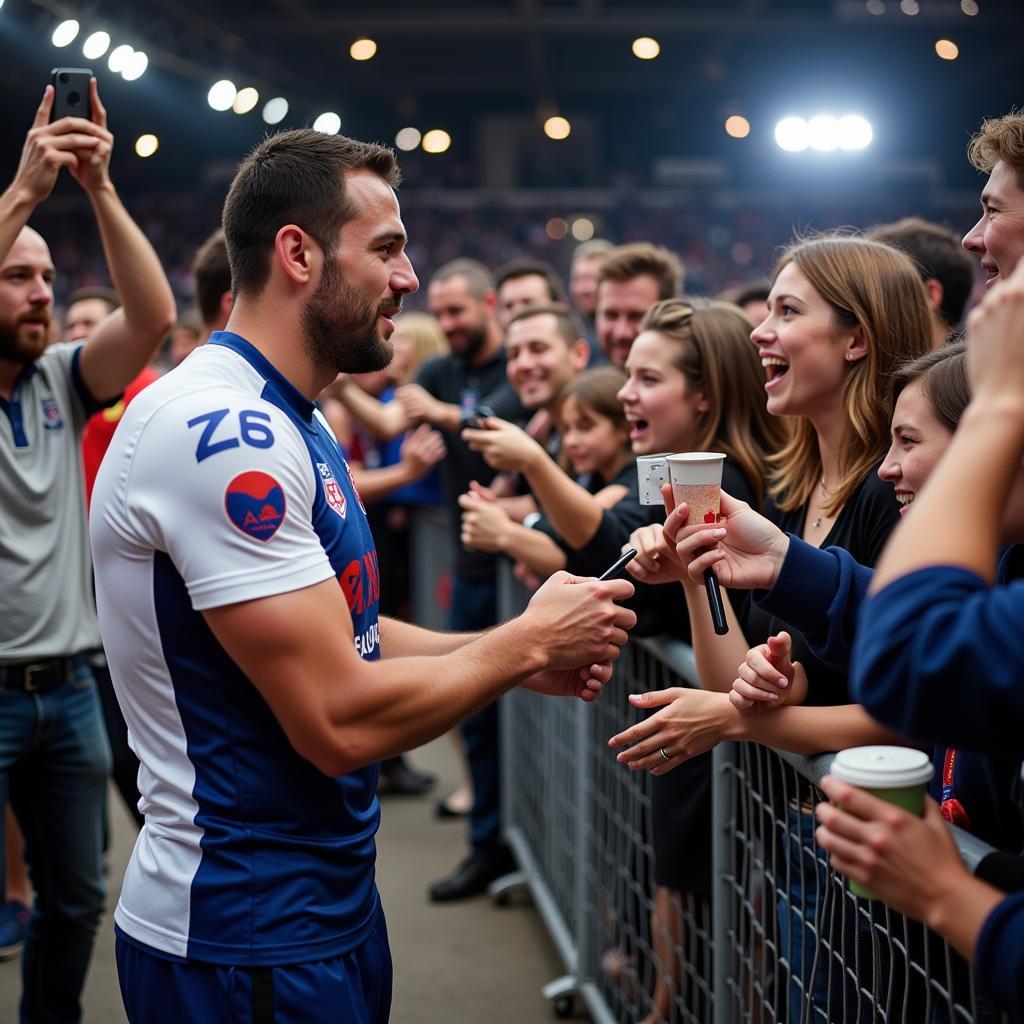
[481, 559, 1006, 1024]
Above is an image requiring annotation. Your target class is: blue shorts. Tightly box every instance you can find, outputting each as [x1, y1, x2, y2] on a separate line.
[115, 904, 393, 1024]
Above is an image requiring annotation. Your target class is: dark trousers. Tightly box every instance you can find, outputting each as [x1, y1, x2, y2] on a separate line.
[449, 575, 502, 855]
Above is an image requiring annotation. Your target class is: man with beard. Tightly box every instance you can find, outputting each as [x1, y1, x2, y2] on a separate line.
[0, 81, 175, 1022]
[91, 129, 635, 1023]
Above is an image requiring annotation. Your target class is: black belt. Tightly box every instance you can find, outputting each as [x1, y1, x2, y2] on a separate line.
[0, 657, 69, 692]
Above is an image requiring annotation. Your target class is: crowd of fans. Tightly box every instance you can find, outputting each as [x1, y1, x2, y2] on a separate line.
[2, 72, 1024, 1024]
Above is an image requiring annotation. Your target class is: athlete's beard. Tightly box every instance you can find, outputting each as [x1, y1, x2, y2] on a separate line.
[0, 307, 51, 364]
[301, 259, 397, 376]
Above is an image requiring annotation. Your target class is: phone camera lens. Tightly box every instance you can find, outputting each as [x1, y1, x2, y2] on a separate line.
[58, 73, 69, 84]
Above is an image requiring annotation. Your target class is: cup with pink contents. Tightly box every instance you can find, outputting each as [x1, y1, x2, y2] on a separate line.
[828, 745, 935, 900]
[667, 452, 729, 634]
[666, 451, 726, 523]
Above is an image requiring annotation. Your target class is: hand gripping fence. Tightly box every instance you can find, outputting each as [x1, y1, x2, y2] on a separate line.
[410, 512, 1009, 1023]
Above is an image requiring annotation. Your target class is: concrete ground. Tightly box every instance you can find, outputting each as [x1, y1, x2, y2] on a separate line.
[0, 736, 575, 1022]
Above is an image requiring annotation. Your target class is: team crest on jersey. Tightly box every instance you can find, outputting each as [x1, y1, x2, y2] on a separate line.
[317, 462, 347, 519]
[224, 471, 286, 541]
[41, 398, 63, 430]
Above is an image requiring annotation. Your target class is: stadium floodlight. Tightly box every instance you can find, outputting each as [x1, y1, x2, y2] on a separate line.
[233, 87, 259, 114]
[544, 116, 571, 140]
[631, 37, 660, 60]
[122, 50, 148, 81]
[262, 97, 289, 125]
[838, 114, 873, 150]
[52, 19, 80, 48]
[313, 112, 341, 135]
[208, 80, 237, 111]
[394, 127, 422, 151]
[775, 114, 872, 153]
[571, 217, 595, 241]
[82, 31, 111, 60]
[108, 44, 133, 73]
[775, 116, 810, 152]
[349, 38, 377, 61]
[807, 115, 840, 151]
[421, 129, 451, 154]
[134, 134, 158, 158]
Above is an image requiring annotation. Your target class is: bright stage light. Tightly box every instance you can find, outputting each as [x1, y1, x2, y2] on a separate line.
[422, 129, 451, 154]
[82, 31, 110, 60]
[313, 112, 341, 135]
[838, 114, 873, 150]
[208, 80, 237, 111]
[233, 87, 259, 114]
[571, 217, 595, 241]
[775, 114, 872, 153]
[108, 44, 133, 73]
[134, 134, 158, 158]
[632, 37, 660, 60]
[122, 50, 148, 81]
[935, 39, 959, 60]
[775, 117, 809, 152]
[394, 127, 422, 151]
[725, 115, 751, 139]
[544, 116, 571, 140]
[52, 19, 80, 48]
[808, 115, 840, 151]
[350, 38, 377, 61]
[263, 97, 289, 124]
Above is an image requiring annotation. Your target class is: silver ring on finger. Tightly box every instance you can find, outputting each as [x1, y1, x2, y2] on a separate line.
[651, 553, 660, 562]
[659, 747, 670, 762]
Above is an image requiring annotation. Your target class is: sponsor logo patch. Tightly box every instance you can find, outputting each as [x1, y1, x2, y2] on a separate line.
[317, 462, 347, 519]
[224, 470, 286, 541]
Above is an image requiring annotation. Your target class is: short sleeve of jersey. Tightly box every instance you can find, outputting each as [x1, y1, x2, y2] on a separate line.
[112, 391, 335, 610]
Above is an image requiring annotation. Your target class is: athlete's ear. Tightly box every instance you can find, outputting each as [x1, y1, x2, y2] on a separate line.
[274, 225, 318, 287]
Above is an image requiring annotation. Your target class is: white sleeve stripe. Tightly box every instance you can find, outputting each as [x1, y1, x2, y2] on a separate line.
[189, 556, 336, 611]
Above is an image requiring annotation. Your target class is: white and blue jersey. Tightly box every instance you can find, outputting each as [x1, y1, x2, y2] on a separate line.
[91, 332, 382, 966]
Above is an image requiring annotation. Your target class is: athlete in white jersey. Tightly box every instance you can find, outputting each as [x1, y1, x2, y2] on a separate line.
[91, 128, 636, 1023]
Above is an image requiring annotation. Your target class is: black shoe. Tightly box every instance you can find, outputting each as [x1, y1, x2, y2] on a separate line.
[434, 795, 470, 820]
[428, 844, 517, 902]
[377, 760, 436, 797]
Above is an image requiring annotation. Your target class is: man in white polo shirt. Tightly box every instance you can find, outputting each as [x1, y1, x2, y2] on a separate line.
[0, 79, 175, 1022]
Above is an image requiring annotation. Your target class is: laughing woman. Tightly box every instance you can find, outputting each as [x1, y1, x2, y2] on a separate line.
[616, 235, 935, 1024]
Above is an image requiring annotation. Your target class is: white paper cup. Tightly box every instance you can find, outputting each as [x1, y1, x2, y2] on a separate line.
[829, 745, 934, 899]
[666, 452, 726, 524]
[636, 453, 671, 506]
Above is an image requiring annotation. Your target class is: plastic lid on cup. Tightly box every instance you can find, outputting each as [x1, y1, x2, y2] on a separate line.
[830, 746, 934, 789]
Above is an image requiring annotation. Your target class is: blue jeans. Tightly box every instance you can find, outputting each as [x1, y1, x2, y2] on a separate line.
[0, 658, 111, 1024]
[449, 576, 502, 855]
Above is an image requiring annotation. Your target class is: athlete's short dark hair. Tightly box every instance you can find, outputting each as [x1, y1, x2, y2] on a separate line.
[223, 128, 401, 298]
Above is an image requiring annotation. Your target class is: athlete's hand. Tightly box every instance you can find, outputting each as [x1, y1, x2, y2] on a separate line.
[522, 661, 616, 702]
[523, 571, 636, 671]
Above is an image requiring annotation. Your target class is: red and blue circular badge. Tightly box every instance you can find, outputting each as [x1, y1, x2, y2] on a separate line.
[224, 471, 286, 542]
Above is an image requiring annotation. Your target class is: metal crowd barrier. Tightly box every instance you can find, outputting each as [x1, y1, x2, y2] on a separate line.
[489, 558, 1007, 1024]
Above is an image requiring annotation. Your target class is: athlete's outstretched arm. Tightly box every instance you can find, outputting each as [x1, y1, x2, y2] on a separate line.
[204, 571, 635, 777]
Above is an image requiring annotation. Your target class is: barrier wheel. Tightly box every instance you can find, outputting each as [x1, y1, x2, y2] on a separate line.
[552, 994, 575, 1018]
